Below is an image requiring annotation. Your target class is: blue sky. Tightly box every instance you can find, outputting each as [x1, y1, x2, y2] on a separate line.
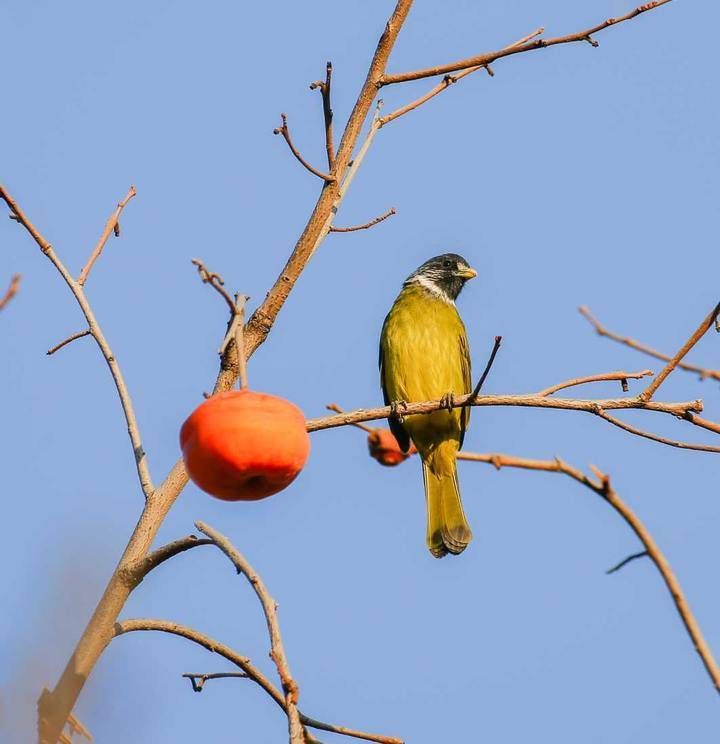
[3, 1, 719, 742]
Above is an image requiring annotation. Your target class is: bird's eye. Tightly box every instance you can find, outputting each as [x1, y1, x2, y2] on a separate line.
[442, 260, 452, 268]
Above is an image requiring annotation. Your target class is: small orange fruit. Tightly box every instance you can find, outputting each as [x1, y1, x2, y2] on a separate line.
[367, 428, 416, 467]
[180, 389, 310, 501]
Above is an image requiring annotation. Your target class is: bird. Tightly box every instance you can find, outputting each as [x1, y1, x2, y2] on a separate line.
[379, 253, 477, 558]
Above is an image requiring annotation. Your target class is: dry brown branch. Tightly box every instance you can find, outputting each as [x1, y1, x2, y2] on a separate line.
[195, 521, 303, 744]
[133, 535, 214, 582]
[0, 273, 21, 311]
[579, 305, 720, 383]
[0, 185, 153, 503]
[46, 330, 91, 356]
[639, 301, 720, 401]
[454, 451, 720, 693]
[192, 258, 236, 313]
[326, 403, 375, 433]
[77, 186, 136, 285]
[329, 208, 396, 233]
[310, 62, 336, 171]
[114, 619, 403, 744]
[305, 392, 704, 435]
[379, 27, 544, 127]
[471, 335, 503, 398]
[538, 369, 653, 397]
[380, 1, 673, 86]
[274, 113, 336, 182]
[182, 672, 248, 692]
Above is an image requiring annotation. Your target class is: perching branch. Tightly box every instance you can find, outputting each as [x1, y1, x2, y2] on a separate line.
[195, 521, 303, 744]
[77, 185, 136, 285]
[274, 113, 336, 182]
[579, 305, 720, 383]
[310, 61, 336, 171]
[0, 273, 21, 311]
[114, 618, 404, 744]
[329, 208, 396, 233]
[380, 1, 674, 86]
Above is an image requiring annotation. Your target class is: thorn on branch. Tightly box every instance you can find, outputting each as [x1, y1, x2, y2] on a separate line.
[273, 113, 336, 182]
[606, 550, 649, 574]
[329, 208, 396, 233]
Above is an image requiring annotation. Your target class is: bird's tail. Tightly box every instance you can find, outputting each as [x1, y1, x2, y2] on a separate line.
[422, 458, 472, 558]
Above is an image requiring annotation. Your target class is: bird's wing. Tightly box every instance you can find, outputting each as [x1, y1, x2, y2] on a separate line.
[379, 323, 411, 453]
[459, 327, 472, 449]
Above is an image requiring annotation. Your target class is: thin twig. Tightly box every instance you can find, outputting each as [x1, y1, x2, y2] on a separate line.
[639, 301, 720, 401]
[182, 672, 249, 692]
[133, 535, 214, 583]
[538, 369, 653, 396]
[606, 550, 649, 575]
[579, 305, 720, 383]
[0, 273, 21, 311]
[381, 0, 674, 85]
[329, 208, 396, 233]
[455, 452, 720, 693]
[192, 258, 236, 313]
[310, 61, 336, 171]
[471, 335, 502, 398]
[46, 330, 91, 356]
[0, 184, 154, 500]
[78, 185, 136, 285]
[274, 113, 336, 182]
[195, 521, 303, 744]
[114, 618, 404, 744]
[379, 27, 544, 126]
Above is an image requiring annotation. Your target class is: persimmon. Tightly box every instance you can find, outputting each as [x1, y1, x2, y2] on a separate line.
[367, 428, 416, 467]
[180, 389, 310, 501]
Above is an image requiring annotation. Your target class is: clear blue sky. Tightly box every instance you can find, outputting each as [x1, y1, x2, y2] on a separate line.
[3, 1, 719, 742]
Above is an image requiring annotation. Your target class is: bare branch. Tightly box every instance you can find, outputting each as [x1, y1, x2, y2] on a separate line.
[639, 300, 720, 401]
[195, 521, 303, 744]
[46, 330, 91, 356]
[329, 208, 396, 233]
[310, 61, 336, 171]
[538, 369, 653, 397]
[182, 672, 249, 692]
[381, 1, 674, 86]
[0, 184, 153, 501]
[0, 273, 21, 311]
[379, 27, 544, 127]
[114, 619, 404, 744]
[455, 452, 720, 693]
[133, 535, 214, 582]
[274, 113, 336, 182]
[192, 258, 236, 313]
[78, 185, 136, 285]
[471, 335, 502, 398]
[606, 550, 649, 575]
[580, 305, 720, 383]
[326, 403, 375, 433]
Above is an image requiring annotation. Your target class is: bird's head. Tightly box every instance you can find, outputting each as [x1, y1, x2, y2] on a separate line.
[405, 253, 477, 301]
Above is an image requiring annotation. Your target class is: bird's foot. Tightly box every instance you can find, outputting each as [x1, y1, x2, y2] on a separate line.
[390, 399, 409, 424]
[440, 392, 455, 411]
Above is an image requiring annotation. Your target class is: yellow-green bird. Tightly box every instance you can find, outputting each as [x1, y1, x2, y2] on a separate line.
[380, 253, 477, 558]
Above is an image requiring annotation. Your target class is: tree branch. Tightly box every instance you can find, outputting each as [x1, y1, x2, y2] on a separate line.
[46, 330, 91, 356]
[380, 1, 674, 86]
[538, 369, 653, 396]
[182, 672, 248, 692]
[195, 521, 303, 744]
[579, 305, 720, 383]
[132, 535, 214, 584]
[274, 113, 336, 182]
[77, 185, 136, 286]
[639, 300, 720, 401]
[378, 27, 544, 127]
[0, 273, 21, 311]
[606, 550, 649, 575]
[329, 207, 396, 233]
[113, 619, 404, 744]
[191, 258, 236, 313]
[310, 61, 336, 171]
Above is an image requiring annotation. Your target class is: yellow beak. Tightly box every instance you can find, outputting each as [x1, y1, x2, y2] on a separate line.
[456, 267, 477, 280]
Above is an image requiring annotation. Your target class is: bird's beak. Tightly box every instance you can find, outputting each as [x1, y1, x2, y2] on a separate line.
[456, 266, 477, 280]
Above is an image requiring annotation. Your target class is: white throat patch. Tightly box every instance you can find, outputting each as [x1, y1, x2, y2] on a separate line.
[407, 275, 454, 305]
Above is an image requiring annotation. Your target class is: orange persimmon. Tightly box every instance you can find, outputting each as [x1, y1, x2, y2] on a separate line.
[367, 428, 416, 467]
[180, 390, 310, 501]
